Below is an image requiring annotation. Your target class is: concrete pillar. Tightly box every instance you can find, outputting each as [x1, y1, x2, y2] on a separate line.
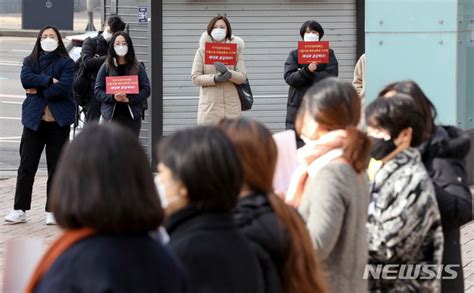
[365, 0, 474, 129]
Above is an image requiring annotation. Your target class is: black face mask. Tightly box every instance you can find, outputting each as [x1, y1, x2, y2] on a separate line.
[370, 137, 397, 160]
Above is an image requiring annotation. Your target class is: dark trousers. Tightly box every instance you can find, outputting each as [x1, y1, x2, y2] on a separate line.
[113, 115, 141, 138]
[14, 121, 70, 212]
[85, 94, 102, 123]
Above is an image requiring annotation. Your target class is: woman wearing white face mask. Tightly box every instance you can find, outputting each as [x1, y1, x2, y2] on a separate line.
[284, 20, 339, 148]
[191, 15, 247, 125]
[95, 31, 150, 137]
[80, 16, 126, 122]
[4, 26, 75, 225]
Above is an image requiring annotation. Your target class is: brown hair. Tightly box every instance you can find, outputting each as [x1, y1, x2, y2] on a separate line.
[220, 119, 328, 293]
[295, 77, 370, 173]
[207, 15, 232, 40]
[51, 123, 164, 233]
[378, 80, 437, 142]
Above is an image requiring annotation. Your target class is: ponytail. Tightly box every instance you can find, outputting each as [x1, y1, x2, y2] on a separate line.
[267, 193, 328, 293]
[343, 126, 371, 173]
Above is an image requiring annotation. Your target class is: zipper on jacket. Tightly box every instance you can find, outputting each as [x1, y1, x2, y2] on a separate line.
[110, 103, 116, 121]
[127, 104, 135, 120]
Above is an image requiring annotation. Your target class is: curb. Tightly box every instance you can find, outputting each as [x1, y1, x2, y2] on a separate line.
[0, 29, 86, 38]
[0, 170, 47, 179]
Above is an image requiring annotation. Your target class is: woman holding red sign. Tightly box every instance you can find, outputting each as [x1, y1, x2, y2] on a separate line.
[95, 32, 150, 137]
[284, 20, 339, 147]
[192, 16, 247, 125]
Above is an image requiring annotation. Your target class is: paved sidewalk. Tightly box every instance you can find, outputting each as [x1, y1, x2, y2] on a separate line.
[0, 177, 60, 290]
[0, 177, 473, 291]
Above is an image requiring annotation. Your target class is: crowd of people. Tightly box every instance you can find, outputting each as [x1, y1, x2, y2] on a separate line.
[3, 13, 472, 293]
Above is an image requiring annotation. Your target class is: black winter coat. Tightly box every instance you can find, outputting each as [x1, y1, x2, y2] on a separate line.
[420, 126, 472, 293]
[80, 33, 109, 119]
[35, 233, 188, 293]
[233, 193, 291, 293]
[284, 48, 338, 131]
[165, 206, 265, 293]
[82, 33, 109, 84]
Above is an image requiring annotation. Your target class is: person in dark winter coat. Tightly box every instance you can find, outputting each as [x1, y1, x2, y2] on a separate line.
[4, 26, 75, 225]
[95, 31, 150, 137]
[220, 119, 328, 293]
[158, 127, 264, 293]
[29, 123, 187, 293]
[81, 16, 126, 122]
[380, 80, 472, 293]
[284, 20, 338, 146]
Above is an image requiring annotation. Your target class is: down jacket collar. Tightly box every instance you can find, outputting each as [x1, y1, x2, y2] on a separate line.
[199, 31, 245, 53]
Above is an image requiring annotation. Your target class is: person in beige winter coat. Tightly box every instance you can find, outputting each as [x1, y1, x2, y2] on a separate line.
[191, 16, 247, 125]
[352, 53, 366, 101]
[353, 53, 366, 129]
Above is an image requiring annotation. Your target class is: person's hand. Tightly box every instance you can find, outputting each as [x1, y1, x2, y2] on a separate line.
[213, 62, 228, 74]
[308, 62, 318, 72]
[114, 93, 128, 102]
[53, 78, 59, 84]
[26, 88, 37, 94]
[213, 71, 232, 83]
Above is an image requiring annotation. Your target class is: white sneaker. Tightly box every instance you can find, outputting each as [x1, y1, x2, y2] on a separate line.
[46, 212, 56, 225]
[5, 210, 27, 223]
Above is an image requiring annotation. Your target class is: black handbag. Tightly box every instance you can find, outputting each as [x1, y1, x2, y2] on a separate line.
[235, 79, 254, 111]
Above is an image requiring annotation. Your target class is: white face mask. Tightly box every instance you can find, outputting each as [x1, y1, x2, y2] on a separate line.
[300, 115, 318, 142]
[41, 38, 58, 52]
[154, 175, 181, 209]
[102, 30, 112, 42]
[211, 28, 226, 42]
[114, 45, 128, 57]
[304, 33, 320, 42]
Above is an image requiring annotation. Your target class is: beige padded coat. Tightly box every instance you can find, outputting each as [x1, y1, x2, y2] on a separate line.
[191, 32, 247, 125]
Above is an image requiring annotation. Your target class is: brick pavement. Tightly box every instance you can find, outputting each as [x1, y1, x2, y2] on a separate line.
[0, 177, 473, 292]
[0, 177, 60, 291]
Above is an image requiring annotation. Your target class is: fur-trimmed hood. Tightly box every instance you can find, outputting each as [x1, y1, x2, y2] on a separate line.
[198, 32, 245, 53]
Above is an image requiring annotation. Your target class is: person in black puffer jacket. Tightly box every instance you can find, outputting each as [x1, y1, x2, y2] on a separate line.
[220, 119, 328, 293]
[81, 16, 125, 122]
[380, 81, 472, 293]
[284, 20, 338, 147]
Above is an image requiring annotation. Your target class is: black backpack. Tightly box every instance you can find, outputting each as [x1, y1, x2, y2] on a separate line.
[73, 55, 91, 107]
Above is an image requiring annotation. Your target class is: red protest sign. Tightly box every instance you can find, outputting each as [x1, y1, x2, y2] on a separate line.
[204, 42, 237, 66]
[106, 75, 139, 95]
[298, 41, 330, 64]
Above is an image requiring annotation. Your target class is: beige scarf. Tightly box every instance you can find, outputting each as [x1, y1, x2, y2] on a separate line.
[286, 130, 347, 207]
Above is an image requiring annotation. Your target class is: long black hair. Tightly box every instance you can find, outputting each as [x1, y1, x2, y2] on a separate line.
[106, 31, 140, 75]
[26, 26, 69, 67]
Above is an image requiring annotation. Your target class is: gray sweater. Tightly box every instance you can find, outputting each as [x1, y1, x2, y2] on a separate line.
[299, 162, 369, 293]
